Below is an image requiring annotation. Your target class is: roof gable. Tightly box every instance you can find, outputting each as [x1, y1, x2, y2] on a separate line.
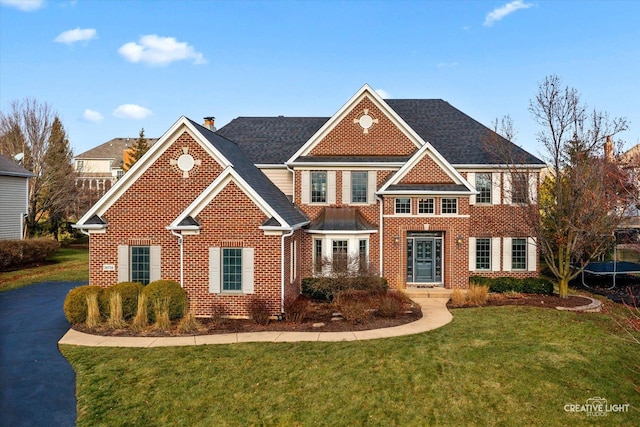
[287, 84, 424, 163]
[75, 137, 159, 160]
[0, 154, 34, 177]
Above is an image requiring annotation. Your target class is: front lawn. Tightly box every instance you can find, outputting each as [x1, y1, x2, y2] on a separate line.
[0, 247, 89, 292]
[61, 303, 639, 426]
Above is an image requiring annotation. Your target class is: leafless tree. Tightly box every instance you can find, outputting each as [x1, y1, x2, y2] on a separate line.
[492, 75, 636, 298]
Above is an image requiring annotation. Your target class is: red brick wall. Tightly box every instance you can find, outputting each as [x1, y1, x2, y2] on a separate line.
[89, 131, 224, 287]
[310, 96, 417, 156]
[399, 153, 455, 184]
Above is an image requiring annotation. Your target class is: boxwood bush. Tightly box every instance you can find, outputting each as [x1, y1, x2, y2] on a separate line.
[142, 280, 188, 321]
[470, 276, 554, 295]
[99, 282, 144, 320]
[63, 285, 104, 323]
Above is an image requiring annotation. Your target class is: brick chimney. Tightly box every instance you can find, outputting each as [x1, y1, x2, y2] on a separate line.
[605, 136, 613, 161]
[203, 116, 216, 131]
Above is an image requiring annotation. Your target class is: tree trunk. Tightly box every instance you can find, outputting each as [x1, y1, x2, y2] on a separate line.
[558, 277, 569, 299]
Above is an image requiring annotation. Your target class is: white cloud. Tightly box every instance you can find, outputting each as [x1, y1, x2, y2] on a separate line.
[0, 0, 44, 11]
[375, 88, 390, 99]
[54, 28, 97, 45]
[437, 62, 459, 69]
[118, 35, 206, 66]
[82, 109, 103, 122]
[484, 0, 533, 27]
[113, 104, 152, 120]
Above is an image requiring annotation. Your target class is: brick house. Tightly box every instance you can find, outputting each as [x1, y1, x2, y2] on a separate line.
[75, 85, 544, 317]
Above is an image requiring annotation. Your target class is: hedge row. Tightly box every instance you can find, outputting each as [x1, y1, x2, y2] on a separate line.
[470, 276, 554, 295]
[0, 238, 60, 272]
[63, 280, 187, 324]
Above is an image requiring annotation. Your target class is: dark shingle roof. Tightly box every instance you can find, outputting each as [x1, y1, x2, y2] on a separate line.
[187, 119, 308, 228]
[75, 137, 159, 160]
[216, 117, 327, 164]
[385, 99, 543, 165]
[0, 154, 34, 177]
[216, 100, 544, 166]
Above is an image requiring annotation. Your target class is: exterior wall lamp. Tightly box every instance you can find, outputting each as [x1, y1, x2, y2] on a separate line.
[456, 236, 464, 246]
[394, 235, 400, 244]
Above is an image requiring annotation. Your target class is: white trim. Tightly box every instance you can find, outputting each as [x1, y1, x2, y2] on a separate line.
[117, 245, 129, 283]
[342, 171, 351, 205]
[301, 170, 310, 204]
[209, 247, 221, 293]
[468, 237, 476, 271]
[242, 248, 255, 294]
[327, 170, 336, 204]
[492, 173, 501, 205]
[367, 170, 377, 204]
[468, 172, 476, 205]
[150, 246, 161, 282]
[503, 237, 512, 271]
[491, 237, 501, 271]
[527, 237, 537, 272]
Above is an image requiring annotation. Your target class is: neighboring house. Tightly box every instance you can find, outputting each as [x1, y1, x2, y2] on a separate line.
[0, 154, 34, 240]
[74, 137, 158, 198]
[74, 85, 544, 317]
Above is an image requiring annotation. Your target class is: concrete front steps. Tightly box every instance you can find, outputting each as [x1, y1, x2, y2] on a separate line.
[402, 287, 452, 299]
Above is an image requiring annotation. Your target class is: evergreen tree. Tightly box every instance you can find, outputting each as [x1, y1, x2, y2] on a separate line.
[42, 116, 76, 240]
[124, 128, 149, 171]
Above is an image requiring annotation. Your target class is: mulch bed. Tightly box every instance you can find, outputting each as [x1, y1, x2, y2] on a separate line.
[72, 293, 597, 338]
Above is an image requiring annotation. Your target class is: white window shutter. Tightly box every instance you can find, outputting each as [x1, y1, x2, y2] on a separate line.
[117, 245, 129, 283]
[503, 237, 512, 271]
[242, 248, 255, 294]
[342, 171, 351, 205]
[492, 173, 501, 205]
[327, 171, 336, 204]
[527, 237, 537, 272]
[150, 246, 161, 282]
[209, 247, 221, 293]
[491, 237, 501, 271]
[367, 171, 377, 204]
[301, 171, 310, 204]
[468, 237, 476, 271]
[528, 173, 538, 204]
[468, 173, 476, 205]
[503, 174, 512, 205]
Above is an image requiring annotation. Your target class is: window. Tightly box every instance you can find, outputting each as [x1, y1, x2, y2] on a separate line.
[358, 239, 368, 271]
[332, 240, 348, 272]
[475, 238, 491, 270]
[418, 198, 434, 214]
[395, 198, 411, 214]
[76, 160, 85, 171]
[511, 173, 529, 204]
[351, 171, 368, 203]
[222, 248, 243, 291]
[314, 239, 323, 273]
[311, 171, 327, 203]
[130, 246, 150, 285]
[441, 198, 458, 214]
[512, 238, 527, 270]
[476, 173, 492, 204]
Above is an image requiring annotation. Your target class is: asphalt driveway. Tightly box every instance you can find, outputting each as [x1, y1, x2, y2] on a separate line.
[0, 281, 82, 427]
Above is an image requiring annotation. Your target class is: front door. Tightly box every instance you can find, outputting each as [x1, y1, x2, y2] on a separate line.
[406, 233, 443, 285]
[414, 239, 434, 282]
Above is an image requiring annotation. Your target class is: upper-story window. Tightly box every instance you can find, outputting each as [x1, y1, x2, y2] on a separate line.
[311, 171, 327, 203]
[351, 171, 368, 204]
[475, 173, 492, 204]
[76, 160, 85, 171]
[441, 198, 458, 214]
[511, 172, 529, 204]
[418, 198, 434, 214]
[395, 198, 411, 214]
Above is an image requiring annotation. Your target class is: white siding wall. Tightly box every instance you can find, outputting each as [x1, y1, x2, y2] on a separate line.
[261, 168, 293, 198]
[0, 175, 28, 240]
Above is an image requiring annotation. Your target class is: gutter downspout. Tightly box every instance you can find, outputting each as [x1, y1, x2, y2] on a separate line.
[170, 229, 184, 288]
[281, 228, 295, 314]
[376, 194, 384, 277]
[286, 164, 296, 203]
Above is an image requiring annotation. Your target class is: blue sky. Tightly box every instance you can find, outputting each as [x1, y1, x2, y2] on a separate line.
[1, 0, 638, 159]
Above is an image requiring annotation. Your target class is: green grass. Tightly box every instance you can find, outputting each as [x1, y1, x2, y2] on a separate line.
[0, 247, 89, 292]
[61, 305, 640, 426]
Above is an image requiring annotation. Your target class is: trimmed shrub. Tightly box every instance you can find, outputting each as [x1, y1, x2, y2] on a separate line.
[247, 295, 271, 325]
[142, 280, 187, 321]
[63, 285, 104, 323]
[471, 276, 554, 295]
[0, 238, 60, 272]
[99, 282, 143, 320]
[284, 294, 310, 323]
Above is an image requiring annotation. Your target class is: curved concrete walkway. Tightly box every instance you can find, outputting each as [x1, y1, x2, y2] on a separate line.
[59, 297, 452, 348]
